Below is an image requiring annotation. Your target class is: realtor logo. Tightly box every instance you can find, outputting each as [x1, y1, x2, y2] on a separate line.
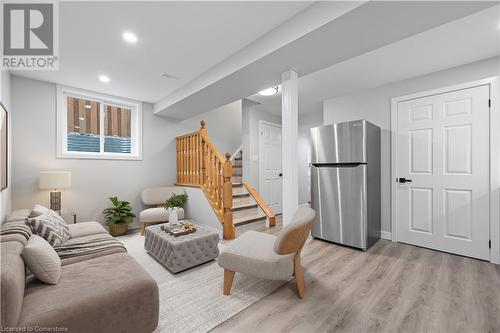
[1, 1, 59, 70]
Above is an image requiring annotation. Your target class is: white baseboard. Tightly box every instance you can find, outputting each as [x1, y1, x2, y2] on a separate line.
[381, 231, 392, 240]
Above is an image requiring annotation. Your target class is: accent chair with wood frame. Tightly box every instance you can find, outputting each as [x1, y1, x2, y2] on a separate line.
[218, 207, 315, 298]
[139, 187, 186, 236]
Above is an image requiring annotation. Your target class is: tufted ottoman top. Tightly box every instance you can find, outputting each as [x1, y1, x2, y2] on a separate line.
[144, 222, 220, 273]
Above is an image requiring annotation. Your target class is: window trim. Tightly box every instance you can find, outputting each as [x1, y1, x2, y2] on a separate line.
[56, 85, 142, 160]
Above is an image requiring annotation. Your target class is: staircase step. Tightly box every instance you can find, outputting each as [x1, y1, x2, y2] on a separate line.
[231, 203, 258, 212]
[233, 192, 250, 198]
[232, 186, 247, 195]
[234, 213, 267, 227]
[232, 183, 243, 187]
[234, 157, 242, 161]
[233, 195, 250, 206]
[232, 173, 242, 177]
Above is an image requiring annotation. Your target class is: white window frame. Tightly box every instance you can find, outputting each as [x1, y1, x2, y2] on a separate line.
[56, 85, 142, 160]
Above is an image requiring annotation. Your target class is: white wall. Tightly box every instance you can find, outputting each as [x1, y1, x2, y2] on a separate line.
[180, 100, 242, 158]
[182, 186, 221, 236]
[10, 76, 189, 228]
[241, 102, 281, 190]
[242, 100, 322, 207]
[323, 56, 500, 234]
[0, 71, 12, 223]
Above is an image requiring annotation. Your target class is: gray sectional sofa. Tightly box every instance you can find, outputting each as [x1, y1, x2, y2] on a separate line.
[1, 210, 159, 333]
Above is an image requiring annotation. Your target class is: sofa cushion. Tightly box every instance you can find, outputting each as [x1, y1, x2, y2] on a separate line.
[67, 221, 108, 238]
[218, 231, 295, 280]
[27, 210, 71, 247]
[19, 253, 159, 333]
[6, 209, 30, 223]
[140, 207, 184, 223]
[0, 241, 26, 328]
[29, 204, 50, 218]
[141, 187, 185, 205]
[55, 233, 127, 266]
[22, 235, 61, 285]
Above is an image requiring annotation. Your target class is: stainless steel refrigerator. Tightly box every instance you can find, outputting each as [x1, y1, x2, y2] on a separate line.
[310, 120, 381, 250]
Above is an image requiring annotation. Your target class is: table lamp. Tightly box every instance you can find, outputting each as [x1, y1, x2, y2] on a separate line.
[39, 172, 71, 212]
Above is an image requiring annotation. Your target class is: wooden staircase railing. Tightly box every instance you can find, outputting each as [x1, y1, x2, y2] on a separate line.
[243, 182, 276, 227]
[175, 121, 235, 240]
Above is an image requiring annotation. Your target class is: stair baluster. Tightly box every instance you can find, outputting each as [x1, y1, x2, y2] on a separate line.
[176, 120, 235, 239]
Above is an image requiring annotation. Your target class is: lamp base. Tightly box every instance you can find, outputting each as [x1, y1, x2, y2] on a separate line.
[50, 191, 61, 212]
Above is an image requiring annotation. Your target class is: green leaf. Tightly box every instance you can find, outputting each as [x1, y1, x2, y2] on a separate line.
[103, 196, 135, 225]
[109, 197, 119, 207]
[164, 193, 189, 209]
[123, 216, 133, 224]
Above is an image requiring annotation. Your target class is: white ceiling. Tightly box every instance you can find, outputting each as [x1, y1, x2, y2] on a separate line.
[154, 1, 496, 119]
[12, 1, 312, 102]
[248, 4, 500, 116]
[11, 1, 499, 120]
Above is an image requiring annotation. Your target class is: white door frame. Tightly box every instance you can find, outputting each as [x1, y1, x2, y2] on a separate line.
[390, 77, 500, 264]
[259, 120, 282, 211]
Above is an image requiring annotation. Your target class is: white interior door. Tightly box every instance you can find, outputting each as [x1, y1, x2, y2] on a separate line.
[260, 122, 282, 214]
[396, 84, 490, 260]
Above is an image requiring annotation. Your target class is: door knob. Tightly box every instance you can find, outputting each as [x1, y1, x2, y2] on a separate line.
[397, 177, 412, 183]
[279, 173, 283, 177]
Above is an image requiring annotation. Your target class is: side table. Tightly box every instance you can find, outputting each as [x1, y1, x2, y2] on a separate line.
[59, 209, 77, 224]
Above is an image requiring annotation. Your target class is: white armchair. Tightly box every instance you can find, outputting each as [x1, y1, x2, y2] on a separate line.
[139, 187, 185, 235]
[218, 207, 316, 298]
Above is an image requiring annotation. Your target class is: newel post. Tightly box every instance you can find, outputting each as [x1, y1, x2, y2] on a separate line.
[199, 120, 207, 187]
[222, 152, 235, 240]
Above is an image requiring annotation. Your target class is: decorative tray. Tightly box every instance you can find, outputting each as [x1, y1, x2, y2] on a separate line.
[161, 222, 196, 237]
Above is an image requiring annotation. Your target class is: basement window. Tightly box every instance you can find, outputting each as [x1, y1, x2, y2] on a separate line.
[56, 86, 142, 160]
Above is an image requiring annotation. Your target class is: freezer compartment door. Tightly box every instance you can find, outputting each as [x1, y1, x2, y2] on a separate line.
[310, 120, 367, 164]
[311, 164, 367, 249]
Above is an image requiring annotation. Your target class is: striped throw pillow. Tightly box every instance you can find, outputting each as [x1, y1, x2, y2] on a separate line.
[27, 210, 71, 247]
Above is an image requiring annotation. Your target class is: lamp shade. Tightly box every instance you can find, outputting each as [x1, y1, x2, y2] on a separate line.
[39, 172, 71, 190]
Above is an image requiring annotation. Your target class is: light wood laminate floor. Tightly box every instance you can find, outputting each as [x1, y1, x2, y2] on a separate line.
[214, 216, 500, 333]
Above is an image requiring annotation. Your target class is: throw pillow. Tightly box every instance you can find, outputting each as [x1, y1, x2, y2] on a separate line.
[29, 204, 50, 218]
[22, 235, 62, 284]
[27, 210, 71, 247]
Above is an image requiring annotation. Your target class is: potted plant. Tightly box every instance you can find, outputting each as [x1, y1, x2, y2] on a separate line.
[164, 193, 188, 226]
[103, 196, 136, 237]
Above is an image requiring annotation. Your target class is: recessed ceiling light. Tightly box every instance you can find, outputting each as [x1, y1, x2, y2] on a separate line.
[99, 75, 110, 83]
[122, 31, 137, 44]
[160, 72, 180, 80]
[258, 86, 279, 96]
[84, 105, 91, 109]
[79, 117, 85, 121]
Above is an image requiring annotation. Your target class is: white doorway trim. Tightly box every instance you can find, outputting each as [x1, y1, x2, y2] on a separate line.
[259, 120, 282, 213]
[390, 77, 500, 264]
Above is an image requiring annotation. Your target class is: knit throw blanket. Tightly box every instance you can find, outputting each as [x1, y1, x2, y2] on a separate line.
[55, 236, 127, 259]
[0, 223, 32, 242]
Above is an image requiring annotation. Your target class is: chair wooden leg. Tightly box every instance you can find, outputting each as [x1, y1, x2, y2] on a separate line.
[141, 223, 145, 236]
[294, 253, 305, 298]
[223, 269, 235, 295]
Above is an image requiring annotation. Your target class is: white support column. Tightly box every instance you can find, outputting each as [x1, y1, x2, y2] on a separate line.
[281, 70, 299, 226]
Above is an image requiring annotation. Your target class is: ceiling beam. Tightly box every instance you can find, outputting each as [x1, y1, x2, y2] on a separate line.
[154, 1, 496, 120]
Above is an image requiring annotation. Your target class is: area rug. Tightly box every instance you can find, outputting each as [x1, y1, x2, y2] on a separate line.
[119, 233, 286, 333]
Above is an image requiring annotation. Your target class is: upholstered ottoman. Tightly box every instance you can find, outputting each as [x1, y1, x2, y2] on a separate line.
[144, 222, 219, 273]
